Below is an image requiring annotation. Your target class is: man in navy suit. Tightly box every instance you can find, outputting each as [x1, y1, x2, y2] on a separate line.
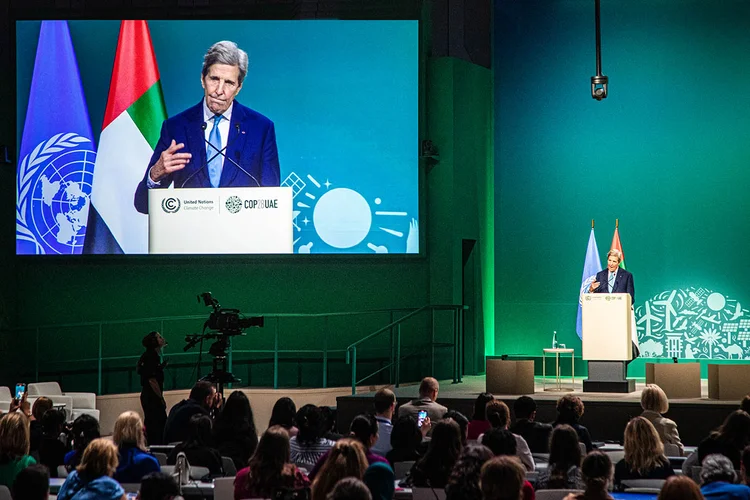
[589, 248, 634, 303]
[134, 40, 280, 214]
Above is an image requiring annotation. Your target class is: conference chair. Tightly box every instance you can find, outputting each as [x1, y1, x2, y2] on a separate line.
[161, 465, 211, 481]
[213, 476, 235, 500]
[663, 443, 681, 457]
[221, 456, 237, 476]
[393, 460, 415, 480]
[27, 382, 99, 421]
[153, 452, 168, 466]
[0, 388, 11, 413]
[535, 490, 584, 500]
[412, 487, 447, 500]
[0, 485, 10, 500]
[620, 479, 666, 493]
[121, 483, 141, 493]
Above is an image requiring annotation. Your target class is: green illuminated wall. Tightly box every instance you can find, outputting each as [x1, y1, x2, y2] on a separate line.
[494, 0, 750, 372]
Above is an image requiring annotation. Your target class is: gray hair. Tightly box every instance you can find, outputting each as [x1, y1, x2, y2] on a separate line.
[202, 41, 248, 85]
[607, 249, 623, 262]
[700, 454, 737, 484]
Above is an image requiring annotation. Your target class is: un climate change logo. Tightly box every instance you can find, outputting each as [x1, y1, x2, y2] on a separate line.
[225, 196, 242, 214]
[161, 197, 181, 213]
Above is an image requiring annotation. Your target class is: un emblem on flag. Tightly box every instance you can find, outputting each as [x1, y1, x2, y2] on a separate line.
[16, 133, 96, 255]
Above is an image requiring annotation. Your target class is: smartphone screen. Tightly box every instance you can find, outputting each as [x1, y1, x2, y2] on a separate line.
[14, 383, 26, 400]
[417, 410, 427, 427]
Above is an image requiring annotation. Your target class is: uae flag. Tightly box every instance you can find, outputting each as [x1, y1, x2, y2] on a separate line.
[83, 20, 166, 254]
[610, 221, 626, 269]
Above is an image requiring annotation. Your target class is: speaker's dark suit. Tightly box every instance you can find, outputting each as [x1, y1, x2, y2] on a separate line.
[594, 267, 635, 304]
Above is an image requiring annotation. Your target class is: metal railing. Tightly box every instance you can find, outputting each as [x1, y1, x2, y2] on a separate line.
[7, 304, 465, 394]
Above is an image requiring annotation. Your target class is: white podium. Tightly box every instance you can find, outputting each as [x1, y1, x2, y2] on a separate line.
[581, 292, 635, 393]
[148, 187, 293, 254]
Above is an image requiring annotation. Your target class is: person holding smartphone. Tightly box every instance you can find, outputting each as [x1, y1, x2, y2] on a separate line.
[137, 332, 168, 446]
[397, 377, 447, 424]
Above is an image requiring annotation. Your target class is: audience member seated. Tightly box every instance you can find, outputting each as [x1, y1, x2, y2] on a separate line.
[64, 414, 100, 470]
[0, 412, 37, 488]
[564, 451, 614, 500]
[327, 477, 372, 500]
[320, 406, 344, 442]
[698, 409, 750, 471]
[700, 454, 750, 500]
[137, 471, 180, 500]
[741, 395, 750, 416]
[537, 424, 584, 490]
[269, 397, 299, 438]
[113, 411, 160, 484]
[310, 438, 368, 500]
[397, 377, 447, 423]
[554, 394, 594, 453]
[38, 408, 70, 478]
[445, 442, 494, 500]
[480, 455, 526, 500]
[480, 429, 535, 500]
[28, 397, 52, 456]
[385, 415, 426, 466]
[234, 426, 310, 500]
[658, 475, 704, 500]
[403, 418, 462, 489]
[445, 410, 469, 445]
[482, 400, 534, 471]
[640, 384, 684, 456]
[742, 445, 750, 485]
[510, 395, 553, 453]
[614, 417, 674, 490]
[212, 391, 258, 470]
[371, 388, 396, 457]
[167, 414, 223, 475]
[163, 381, 219, 444]
[363, 462, 395, 500]
[290, 404, 336, 470]
[467, 392, 494, 441]
[57, 438, 126, 500]
[11, 463, 49, 500]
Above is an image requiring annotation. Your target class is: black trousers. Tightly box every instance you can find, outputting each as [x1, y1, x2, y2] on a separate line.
[141, 390, 167, 446]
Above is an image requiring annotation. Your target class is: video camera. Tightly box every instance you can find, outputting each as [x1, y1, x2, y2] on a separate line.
[198, 292, 264, 334]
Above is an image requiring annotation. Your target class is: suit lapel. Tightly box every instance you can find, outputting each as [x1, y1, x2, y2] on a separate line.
[184, 102, 210, 187]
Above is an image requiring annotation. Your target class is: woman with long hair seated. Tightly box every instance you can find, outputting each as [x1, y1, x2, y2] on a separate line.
[0, 412, 37, 488]
[233, 426, 310, 500]
[640, 384, 684, 456]
[112, 411, 160, 484]
[167, 414, 223, 475]
[64, 415, 100, 470]
[310, 438, 368, 500]
[290, 404, 336, 471]
[269, 397, 299, 438]
[698, 409, 750, 470]
[480, 456, 526, 500]
[404, 418, 462, 489]
[467, 392, 494, 441]
[537, 424, 584, 490]
[658, 475, 704, 500]
[614, 417, 674, 490]
[554, 394, 594, 453]
[213, 391, 259, 470]
[445, 442, 494, 500]
[564, 451, 614, 500]
[385, 415, 424, 466]
[57, 438, 127, 500]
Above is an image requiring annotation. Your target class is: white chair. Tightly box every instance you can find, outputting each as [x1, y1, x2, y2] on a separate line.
[213, 477, 235, 500]
[0, 485, 11, 500]
[221, 456, 237, 476]
[27, 382, 99, 421]
[621, 479, 666, 492]
[412, 487, 446, 500]
[579, 442, 586, 455]
[393, 460, 415, 480]
[605, 450, 625, 465]
[57, 465, 69, 478]
[0, 388, 12, 413]
[161, 465, 211, 481]
[535, 490, 584, 500]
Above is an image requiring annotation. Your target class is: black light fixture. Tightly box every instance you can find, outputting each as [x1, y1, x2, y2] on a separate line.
[591, 0, 608, 100]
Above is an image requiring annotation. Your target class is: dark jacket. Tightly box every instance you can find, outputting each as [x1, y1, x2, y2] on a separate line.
[163, 399, 210, 444]
[510, 419, 553, 453]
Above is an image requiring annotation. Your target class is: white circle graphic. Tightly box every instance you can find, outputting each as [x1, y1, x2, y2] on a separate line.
[313, 188, 372, 248]
[706, 292, 726, 311]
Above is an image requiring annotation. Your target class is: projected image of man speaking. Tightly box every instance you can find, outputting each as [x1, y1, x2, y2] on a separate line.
[134, 40, 280, 214]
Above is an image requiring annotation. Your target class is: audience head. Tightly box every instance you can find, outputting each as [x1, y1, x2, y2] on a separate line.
[350, 414, 379, 450]
[296, 404, 326, 445]
[445, 442, 494, 500]
[580, 451, 613, 491]
[320, 406, 338, 436]
[71, 414, 100, 454]
[742, 444, 750, 485]
[657, 475, 703, 500]
[11, 463, 49, 500]
[486, 400, 511, 430]
[701, 453, 737, 485]
[556, 394, 585, 424]
[716, 409, 750, 447]
[390, 415, 422, 451]
[113, 411, 147, 450]
[548, 424, 582, 470]
[31, 397, 53, 422]
[77, 438, 119, 478]
[0, 412, 30, 460]
[472, 392, 495, 421]
[481, 428, 517, 457]
[245, 426, 292, 497]
[425, 418, 462, 461]
[444, 410, 469, 444]
[641, 384, 669, 414]
[269, 397, 297, 429]
[363, 462, 395, 500]
[186, 414, 213, 447]
[624, 416, 666, 475]
[373, 388, 396, 416]
[480, 456, 525, 500]
[326, 477, 372, 500]
[40, 408, 66, 437]
[513, 396, 536, 421]
[741, 395, 750, 415]
[189, 381, 216, 410]
[215, 390, 256, 436]
[136, 471, 180, 500]
[311, 438, 368, 500]
[418, 377, 440, 401]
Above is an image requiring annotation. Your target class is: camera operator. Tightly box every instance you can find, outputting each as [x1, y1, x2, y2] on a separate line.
[163, 381, 222, 444]
[138, 331, 168, 445]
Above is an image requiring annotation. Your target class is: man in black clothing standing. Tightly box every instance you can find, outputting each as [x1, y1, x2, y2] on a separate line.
[163, 381, 220, 444]
[509, 396, 553, 453]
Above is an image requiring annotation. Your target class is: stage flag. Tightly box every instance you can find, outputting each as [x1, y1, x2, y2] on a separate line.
[16, 21, 96, 255]
[576, 223, 602, 339]
[610, 219, 626, 269]
[83, 20, 167, 254]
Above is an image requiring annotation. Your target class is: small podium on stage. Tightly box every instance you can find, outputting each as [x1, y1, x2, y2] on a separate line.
[581, 292, 635, 393]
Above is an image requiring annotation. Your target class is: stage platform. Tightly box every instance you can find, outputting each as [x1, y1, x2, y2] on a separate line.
[335, 375, 742, 446]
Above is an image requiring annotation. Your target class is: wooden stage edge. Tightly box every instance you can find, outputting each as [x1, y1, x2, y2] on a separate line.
[335, 375, 745, 447]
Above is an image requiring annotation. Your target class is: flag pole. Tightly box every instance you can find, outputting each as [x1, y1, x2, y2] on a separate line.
[591, 219, 594, 229]
[616, 218, 619, 228]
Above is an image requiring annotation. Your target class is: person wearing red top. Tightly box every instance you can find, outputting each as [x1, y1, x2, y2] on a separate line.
[467, 392, 494, 441]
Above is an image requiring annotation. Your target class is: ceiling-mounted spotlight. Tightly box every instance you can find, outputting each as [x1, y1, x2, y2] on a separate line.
[591, 0, 608, 100]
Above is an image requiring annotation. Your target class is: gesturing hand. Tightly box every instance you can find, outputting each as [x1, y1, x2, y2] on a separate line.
[589, 280, 600, 292]
[149, 140, 192, 182]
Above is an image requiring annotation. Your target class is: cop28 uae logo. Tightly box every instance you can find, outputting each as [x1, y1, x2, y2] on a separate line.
[225, 196, 242, 214]
[161, 197, 180, 213]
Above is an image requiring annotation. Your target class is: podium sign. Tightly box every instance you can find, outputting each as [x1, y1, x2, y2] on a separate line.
[582, 293, 632, 361]
[148, 187, 293, 254]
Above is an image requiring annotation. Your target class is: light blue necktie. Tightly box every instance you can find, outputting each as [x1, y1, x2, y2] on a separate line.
[608, 272, 615, 292]
[207, 114, 223, 188]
